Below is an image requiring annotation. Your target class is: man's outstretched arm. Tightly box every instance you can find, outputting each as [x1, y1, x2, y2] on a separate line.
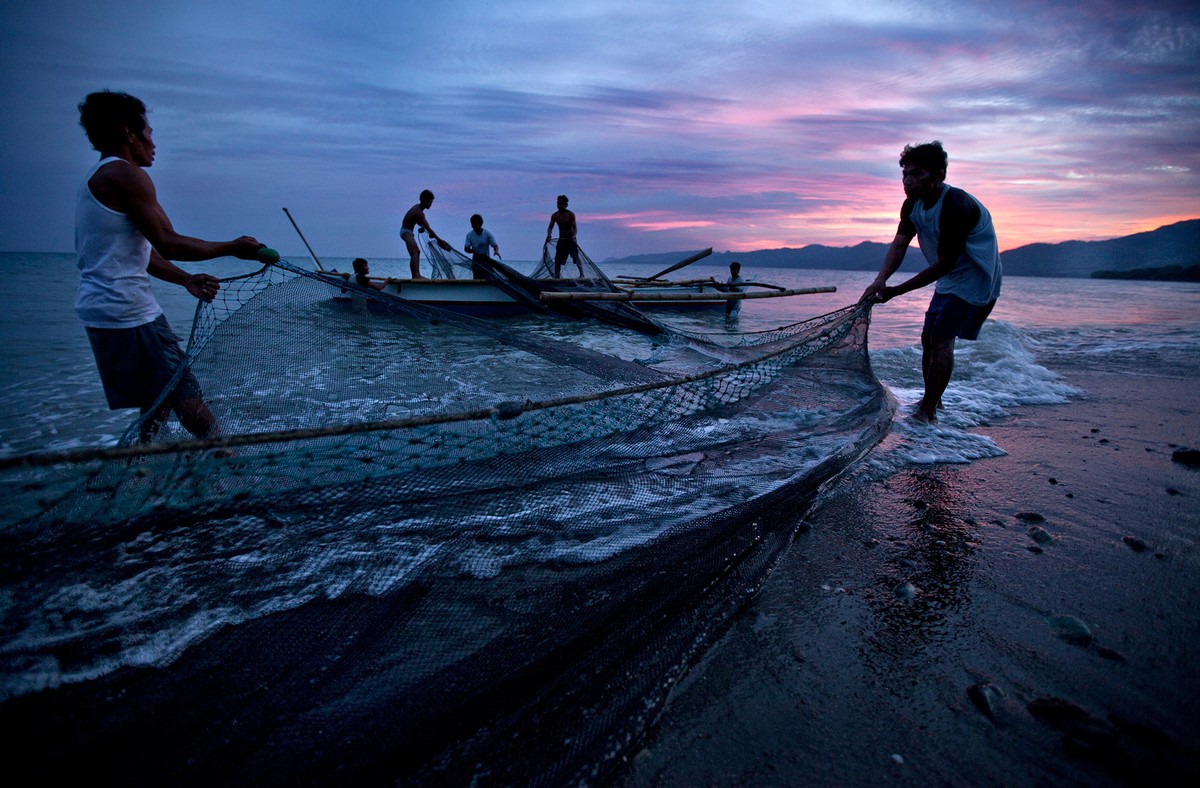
[106, 162, 261, 262]
[860, 232, 913, 302]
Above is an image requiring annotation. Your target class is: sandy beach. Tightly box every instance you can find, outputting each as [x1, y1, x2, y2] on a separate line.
[622, 359, 1200, 786]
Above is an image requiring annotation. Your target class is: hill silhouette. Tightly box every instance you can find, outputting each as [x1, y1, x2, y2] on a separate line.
[607, 219, 1200, 278]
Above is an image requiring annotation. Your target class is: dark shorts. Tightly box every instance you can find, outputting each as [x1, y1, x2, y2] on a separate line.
[471, 253, 494, 279]
[922, 292, 996, 341]
[553, 239, 581, 267]
[86, 314, 203, 410]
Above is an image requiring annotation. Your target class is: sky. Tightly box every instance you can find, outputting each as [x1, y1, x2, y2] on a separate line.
[1, 0, 1197, 260]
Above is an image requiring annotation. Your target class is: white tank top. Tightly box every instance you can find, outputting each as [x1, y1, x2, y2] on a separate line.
[910, 185, 1003, 306]
[74, 156, 161, 328]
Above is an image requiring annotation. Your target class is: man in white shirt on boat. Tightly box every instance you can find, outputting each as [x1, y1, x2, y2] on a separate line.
[74, 90, 264, 442]
[400, 190, 452, 279]
[464, 214, 500, 278]
[860, 140, 1002, 424]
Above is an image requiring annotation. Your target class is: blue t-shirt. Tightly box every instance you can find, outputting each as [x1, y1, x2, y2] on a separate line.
[465, 228, 498, 256]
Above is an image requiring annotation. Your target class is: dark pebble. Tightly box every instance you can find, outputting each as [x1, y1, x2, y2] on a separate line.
[1065, 493, 1075, 499]
[1026, 545, 1044, 554]
[1097, 646, 1127, 662]
[1172, 448, 1200, 467]
[1098, 438, 1110, 444]
[1091, 428, 1101, 434]
[967, 682, 1005, 721]
[1122, 535, 1148, 553]
[1048, 615, 1094, 645]
[1029, 525, 1053, 544]
[1166, 487, 1181, 496]
[1048, 477, 1058, 484]
[1016, 511, 1046, 523]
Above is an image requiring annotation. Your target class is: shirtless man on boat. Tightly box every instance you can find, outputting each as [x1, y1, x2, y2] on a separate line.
[860, 140, 1002, 424]
[546, 195, 586, 278]
[400, 190, 451, 279]
[74, 90, 264, 443]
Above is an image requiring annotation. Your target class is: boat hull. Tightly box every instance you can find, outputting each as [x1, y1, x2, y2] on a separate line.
[332, 277, 729, 316]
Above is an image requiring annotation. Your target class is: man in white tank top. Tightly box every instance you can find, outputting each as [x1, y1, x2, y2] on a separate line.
[860, 141, 1003, 424]
[75, 90, 264, 442]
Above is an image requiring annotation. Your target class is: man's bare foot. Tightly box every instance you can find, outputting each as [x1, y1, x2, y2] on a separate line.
[911, 408, 938, 424]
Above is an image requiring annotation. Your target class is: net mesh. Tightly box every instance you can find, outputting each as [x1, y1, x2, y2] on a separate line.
[0, 254, 894, 785]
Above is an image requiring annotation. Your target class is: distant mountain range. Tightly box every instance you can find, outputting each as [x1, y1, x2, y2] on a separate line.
[606, 218, 1200, 278]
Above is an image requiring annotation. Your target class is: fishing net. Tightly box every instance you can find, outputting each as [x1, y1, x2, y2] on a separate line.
[0, 254, 894, 786]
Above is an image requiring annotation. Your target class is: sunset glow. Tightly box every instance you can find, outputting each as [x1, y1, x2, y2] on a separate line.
[1, 0, 1196, 259]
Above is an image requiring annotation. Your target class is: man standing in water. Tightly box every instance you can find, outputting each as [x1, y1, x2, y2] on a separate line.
[546, 194, 585, 278]
[725, 261, 745, 317]
[860, 141, 1002, 423]
[400, 189, 452, 279]
[75, 90, 264, 442]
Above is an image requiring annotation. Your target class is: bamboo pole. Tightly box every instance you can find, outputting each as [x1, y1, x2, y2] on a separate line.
[645, 247, 713, 280]
[282, 207, 327, 272]
[613, 277, 717, 287]
[540, 286, 836, 302]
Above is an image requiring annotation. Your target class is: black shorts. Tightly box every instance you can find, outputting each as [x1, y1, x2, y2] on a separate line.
[922, 292, 996, 341]
[86, 314, 203, 410]
[554, 239, 581, 266]
[471, 253, 493, 279]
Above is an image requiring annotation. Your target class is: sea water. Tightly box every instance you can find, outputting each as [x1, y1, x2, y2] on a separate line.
[1, 252, 1198, 697]
[4, 252, 1197, 461]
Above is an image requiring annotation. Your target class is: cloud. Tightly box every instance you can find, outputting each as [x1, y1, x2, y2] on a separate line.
[2, 0, 1197, 257]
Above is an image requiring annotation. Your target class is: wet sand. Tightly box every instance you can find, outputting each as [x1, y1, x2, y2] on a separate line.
[621, 360, 1200, 786]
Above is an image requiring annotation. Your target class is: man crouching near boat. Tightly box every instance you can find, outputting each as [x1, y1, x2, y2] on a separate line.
[860, 140, 1002, 424]
[75, 90, 263, 442]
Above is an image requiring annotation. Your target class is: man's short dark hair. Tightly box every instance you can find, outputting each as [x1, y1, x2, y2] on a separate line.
[78, 91, 147, 152]
[352, 258, 369, 273]
[470, 213, 483, 225]
[557, 195, 568, 205]
[899, 141, 948, 174]
[420, 189, 435, 202]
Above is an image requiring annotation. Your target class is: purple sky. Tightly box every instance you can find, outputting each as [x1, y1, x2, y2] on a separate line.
[1, 0, 1197, 260]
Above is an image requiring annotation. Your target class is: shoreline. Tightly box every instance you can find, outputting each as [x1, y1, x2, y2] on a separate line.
[620, 360, 1200, 786]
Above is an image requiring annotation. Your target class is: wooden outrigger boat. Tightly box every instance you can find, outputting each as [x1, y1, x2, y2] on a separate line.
[322, 246, 834, 321]
[285, 207, 833, 324]
[323, 275, 834, 316]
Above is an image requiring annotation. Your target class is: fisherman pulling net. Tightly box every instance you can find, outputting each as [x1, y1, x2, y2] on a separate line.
[0, 251, 894, 785]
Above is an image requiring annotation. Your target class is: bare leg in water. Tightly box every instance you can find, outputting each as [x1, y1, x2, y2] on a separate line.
[915, 331, 954, 423]
[138, 396, 220, 444]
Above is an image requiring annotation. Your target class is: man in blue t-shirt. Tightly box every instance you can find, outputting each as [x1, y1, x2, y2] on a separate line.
[860, 141, 1002, 424]
[464, 214, 500, 278]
